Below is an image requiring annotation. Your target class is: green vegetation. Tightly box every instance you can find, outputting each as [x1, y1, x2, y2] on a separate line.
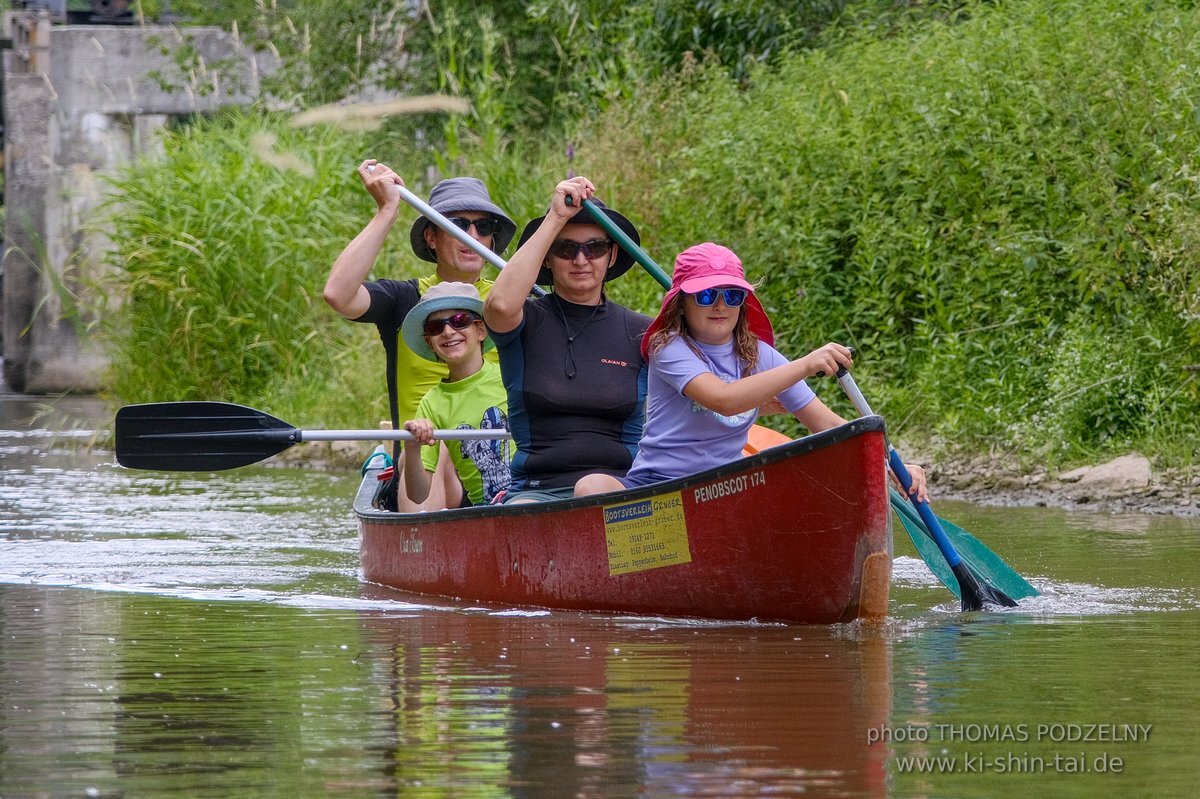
[582, 0, 1200, 467]
[99, 0, 1199, 471]
[98, 114, 386, 426]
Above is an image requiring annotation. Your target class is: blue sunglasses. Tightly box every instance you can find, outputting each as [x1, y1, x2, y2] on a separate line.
[690, 287, 748, 308]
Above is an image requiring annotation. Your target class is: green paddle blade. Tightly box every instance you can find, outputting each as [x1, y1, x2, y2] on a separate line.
[890, 488, 1039, 602]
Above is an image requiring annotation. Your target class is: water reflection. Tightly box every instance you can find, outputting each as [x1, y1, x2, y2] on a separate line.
[2, 393, 362, 598]
[886, 611, 1200, 796]
[361, 600, 894, 797]
[890, 497, 1200, 614]
[0, 585, 895, 797]
[5, 391, 1200, 796]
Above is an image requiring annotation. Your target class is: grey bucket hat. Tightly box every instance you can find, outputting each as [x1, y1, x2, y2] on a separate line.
[517, 198, 641, 286]
[400, 281, 494, 363]
[409, 177, 517, 263]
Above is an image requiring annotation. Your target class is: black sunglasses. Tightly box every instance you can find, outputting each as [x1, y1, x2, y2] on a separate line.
[444, 216, 503, 237]
[423, 311, 480, 337]
[690, 288, 748, 307]
[548, 238, 614, 261]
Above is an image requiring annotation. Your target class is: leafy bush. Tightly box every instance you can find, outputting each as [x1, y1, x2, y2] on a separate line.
[573, 0, 1200, 467]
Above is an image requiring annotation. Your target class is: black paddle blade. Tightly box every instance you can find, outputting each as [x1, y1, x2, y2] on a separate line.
[952, 563, 1019, 612]
[115, 401, 299, 472]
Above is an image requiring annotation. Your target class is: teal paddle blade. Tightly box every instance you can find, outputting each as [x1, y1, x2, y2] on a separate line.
[889, 487, 1039, 602]
[892, 494, 959, 596]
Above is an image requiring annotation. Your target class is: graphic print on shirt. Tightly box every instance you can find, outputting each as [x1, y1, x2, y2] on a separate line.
[458, 405, 511, 503]
[690, 373, 754, 427]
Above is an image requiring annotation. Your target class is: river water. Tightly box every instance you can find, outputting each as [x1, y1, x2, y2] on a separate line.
[2, 392, 1198, 798]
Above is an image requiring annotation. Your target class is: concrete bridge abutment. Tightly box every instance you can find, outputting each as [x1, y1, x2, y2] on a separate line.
[2, 11, 271, 393]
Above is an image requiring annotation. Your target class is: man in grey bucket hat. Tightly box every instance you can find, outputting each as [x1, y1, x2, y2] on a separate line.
[324, 159, 516, 509]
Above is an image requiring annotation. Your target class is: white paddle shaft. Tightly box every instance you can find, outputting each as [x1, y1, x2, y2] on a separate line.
[366, 164, 506, 270]
[297, 429, 511, 443]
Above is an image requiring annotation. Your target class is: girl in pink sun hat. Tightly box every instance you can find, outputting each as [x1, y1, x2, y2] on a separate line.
[574, 242, 928, 497]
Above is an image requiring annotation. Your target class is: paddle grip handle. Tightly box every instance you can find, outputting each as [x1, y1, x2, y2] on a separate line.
[814, 347, 856, 379]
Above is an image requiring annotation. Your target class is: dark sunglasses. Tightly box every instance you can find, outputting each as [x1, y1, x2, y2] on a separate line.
[690, 287, 748, 308]
[548, 238, 614, 261]
[444, 216, 503, 237]
[423, 312, 480, 337]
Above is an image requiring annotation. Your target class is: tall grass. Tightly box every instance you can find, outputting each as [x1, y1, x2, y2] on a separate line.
[98, 112, 402, 427]
[96, 111, 588, 427]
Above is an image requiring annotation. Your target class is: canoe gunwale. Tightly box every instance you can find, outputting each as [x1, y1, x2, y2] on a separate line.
[353, 415, 887, 523]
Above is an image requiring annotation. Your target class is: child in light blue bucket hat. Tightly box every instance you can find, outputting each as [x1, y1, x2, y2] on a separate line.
[399, 282, 511, 507]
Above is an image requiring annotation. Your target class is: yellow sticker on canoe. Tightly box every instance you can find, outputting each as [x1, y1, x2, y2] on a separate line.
[603, 492, 692, 575]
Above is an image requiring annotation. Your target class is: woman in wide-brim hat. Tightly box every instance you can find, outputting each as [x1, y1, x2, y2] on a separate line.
[516, 196, 641, 288]
[482, 176, 652, 503]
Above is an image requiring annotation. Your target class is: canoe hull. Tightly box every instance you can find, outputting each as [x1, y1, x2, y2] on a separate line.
[358, 417, 892, 624]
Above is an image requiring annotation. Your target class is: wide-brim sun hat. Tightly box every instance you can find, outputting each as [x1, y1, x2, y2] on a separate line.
[641, 242, 775, 360]
[409, 177, 516, 263]
[401, 281, 495, 362]
[516, 198, 641, 286]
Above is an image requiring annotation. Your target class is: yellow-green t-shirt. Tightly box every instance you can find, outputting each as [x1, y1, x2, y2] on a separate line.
[414, 359, 511, 505]
[392, 275, 498, 422]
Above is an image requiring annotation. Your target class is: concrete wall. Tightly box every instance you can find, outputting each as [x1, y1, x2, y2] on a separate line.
[2, 15, 273, 393]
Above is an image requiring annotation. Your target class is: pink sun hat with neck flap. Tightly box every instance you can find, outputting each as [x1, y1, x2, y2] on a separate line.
[641, 242, 775, 359]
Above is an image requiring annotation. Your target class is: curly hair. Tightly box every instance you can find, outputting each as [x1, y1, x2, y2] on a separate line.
[646, 293, 760, 376]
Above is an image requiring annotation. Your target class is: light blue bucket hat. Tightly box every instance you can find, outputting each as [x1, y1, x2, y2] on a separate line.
[401, 282, 494, 362]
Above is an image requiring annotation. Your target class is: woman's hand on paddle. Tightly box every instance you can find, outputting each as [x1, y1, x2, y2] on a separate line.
[402, 418, 436, 447]
[486, 175, 591, 334]
[799, 342, 855, 379]
[896, 463, 929, 503]
[358, 159, 403, 211]
[549, 176, 595, 222]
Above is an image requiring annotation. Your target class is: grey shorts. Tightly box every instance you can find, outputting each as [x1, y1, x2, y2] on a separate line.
[500, 486, 577, 504]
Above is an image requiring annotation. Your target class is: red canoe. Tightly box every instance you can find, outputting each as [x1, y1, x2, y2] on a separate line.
[357, 416, 893, 624]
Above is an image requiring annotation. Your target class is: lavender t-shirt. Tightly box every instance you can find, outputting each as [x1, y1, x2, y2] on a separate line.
[624, 336, 816, 487]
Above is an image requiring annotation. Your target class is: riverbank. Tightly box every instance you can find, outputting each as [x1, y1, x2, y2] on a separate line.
[915, 449, 1199, 518]
[11, 386, 1190, 518]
